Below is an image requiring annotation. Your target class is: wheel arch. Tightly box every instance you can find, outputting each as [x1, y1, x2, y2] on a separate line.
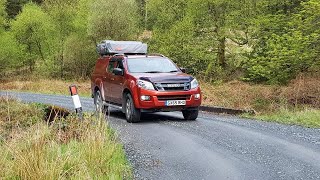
[94, 86, 100, 94]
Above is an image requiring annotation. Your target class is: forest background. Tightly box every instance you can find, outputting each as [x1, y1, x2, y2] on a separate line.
[0, 0, 319, 83]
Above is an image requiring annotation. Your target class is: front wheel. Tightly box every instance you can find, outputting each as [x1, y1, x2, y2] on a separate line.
[182, 109, 199, 120]
[125, 93, 141, 123]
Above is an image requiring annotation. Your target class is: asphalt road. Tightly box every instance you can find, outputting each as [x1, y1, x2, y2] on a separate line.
[1, 91, 320, 180]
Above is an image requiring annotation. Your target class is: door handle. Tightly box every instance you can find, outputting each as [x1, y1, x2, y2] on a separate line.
[111, 78, 115, 81]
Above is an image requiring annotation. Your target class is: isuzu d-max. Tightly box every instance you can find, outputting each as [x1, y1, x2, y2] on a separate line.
[91, 40, 201, 122]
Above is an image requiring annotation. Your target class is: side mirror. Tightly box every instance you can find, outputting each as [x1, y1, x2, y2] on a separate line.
[113, 68, 124, 76]
[180, 68, 187, 73]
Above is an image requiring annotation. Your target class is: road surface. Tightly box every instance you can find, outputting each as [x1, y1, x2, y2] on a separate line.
[1, 91, 320, 180]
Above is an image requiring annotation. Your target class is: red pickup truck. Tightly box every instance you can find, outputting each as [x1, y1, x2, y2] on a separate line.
[91, 40, 201, 122]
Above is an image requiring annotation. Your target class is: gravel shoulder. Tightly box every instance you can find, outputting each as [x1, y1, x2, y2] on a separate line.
[1, 91, 319, 180]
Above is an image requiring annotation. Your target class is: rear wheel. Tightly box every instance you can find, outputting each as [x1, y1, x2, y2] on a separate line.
[125, 93, 141, 123]
[182, 109, 199, 120]
[94, 90, 107, 115]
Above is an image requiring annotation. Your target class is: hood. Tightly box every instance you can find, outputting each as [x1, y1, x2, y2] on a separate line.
[132, 72, 193, 83]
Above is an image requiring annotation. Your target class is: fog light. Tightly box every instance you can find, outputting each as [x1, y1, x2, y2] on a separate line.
[141, 95, 151, 101]
[194, 94, 201, 99]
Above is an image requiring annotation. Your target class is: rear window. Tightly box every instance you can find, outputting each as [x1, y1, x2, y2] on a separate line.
[127, 57, 179, 73]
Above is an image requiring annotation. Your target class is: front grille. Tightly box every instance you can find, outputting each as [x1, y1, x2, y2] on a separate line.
[155, 82, 190, 91]
[157, 95, 191, 101]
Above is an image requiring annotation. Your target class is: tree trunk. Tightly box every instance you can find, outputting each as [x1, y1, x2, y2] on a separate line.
[35, 38, 45, 61]
[27, 44, 34, 73]
[217, 37, 226, 68]
[60, 48, 64, 79]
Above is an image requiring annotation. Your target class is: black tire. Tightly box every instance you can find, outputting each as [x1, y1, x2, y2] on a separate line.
[182, 109, 199, 120]
[94, 90, 107, 115]
[125, 93, 141, 123]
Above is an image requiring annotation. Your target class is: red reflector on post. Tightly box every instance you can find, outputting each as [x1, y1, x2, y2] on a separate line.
[69, 85, 78, 96]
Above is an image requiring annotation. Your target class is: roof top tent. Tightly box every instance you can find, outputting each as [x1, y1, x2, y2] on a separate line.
[97, 40, 148, 56]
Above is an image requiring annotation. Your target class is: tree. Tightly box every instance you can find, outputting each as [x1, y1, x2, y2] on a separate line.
[43, 0, 78, 77]
[11, 3, 56, 73]
[0, 0, 6, 31]
[5, 0, 44, 19]
[0, 32, 23, 77]
[135, 0, 146, 29]
[147, 0, 259, 81]
[61, 0, 97, 79]
[243, 0, 319, 84]
[5, 0, 28, 18]
[87, 0, 139, 41]
[63, 34, 96, 79]
[150, 17, 203, 73]
[188, 0, 232, 69]
[297, 0, 320, 71]
[146, 0, 187, 31]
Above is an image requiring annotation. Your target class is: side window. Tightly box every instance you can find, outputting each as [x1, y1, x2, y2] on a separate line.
[116, 61, 124, 69]
[107, 61, 115, 73]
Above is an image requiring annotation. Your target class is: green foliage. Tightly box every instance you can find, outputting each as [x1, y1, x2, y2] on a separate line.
[0, 0, 6, 31]
[63, 34, 96, 78]
[41, 0, 78, 77]
[147, 0, 187, 31]
[73, 0, 91, 37]
[88, 0, 139, 41]
[147, 0, 319, 84]
[243, 0, 320, 84]
[148, 0, 254, 81]
[11, 3, 56, 72]
[0, 32, 23, 75]
[298, 0, 320, 71]
[0, 0, 139, 79]
[5, 0, 28, 19]
[0, 0, 319, 84]
[135, 0, 146, 29]
[5, 0, 43, 19]
[254, 109, 320, 128]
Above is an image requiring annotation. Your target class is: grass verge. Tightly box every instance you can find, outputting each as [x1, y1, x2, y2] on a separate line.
[201, 74, 320, 113]
[0, 97, 132, 179]
[244, 108, 320, 128]
[0, 79, 91, 97]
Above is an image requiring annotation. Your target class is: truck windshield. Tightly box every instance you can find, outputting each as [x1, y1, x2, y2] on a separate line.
[127, 57, 180, 73]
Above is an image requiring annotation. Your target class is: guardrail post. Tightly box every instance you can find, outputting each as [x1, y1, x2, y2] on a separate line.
[69, 85, 83, 120]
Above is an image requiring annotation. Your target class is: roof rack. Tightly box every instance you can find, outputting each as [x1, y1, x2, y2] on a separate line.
[97, 40, 148, 56]
[147, 53, 165, 57]
[113, 53, 125, 57]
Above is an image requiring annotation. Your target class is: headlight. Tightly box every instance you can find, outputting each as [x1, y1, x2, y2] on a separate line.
[137, 80, 155, 90]
[190, 79, 199, 89]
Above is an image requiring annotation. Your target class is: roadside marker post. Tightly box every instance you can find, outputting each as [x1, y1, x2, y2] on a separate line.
[69, 85, 83, 120]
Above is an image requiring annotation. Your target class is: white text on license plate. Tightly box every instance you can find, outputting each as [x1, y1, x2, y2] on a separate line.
[165, 100, 186, 106]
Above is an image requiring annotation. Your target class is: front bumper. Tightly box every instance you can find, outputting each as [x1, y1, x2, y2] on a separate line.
[134, 87, 201, 111]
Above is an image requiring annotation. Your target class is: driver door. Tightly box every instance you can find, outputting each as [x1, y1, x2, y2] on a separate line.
[109, 60, 125, 105]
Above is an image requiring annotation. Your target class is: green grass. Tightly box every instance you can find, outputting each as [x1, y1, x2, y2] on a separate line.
[246, 109, 320, 128]
[0, 97, 132, 179]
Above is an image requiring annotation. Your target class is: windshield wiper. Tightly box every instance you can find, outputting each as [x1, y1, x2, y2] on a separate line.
[144, 71, 163, 73]
[168, 70, 179, 73]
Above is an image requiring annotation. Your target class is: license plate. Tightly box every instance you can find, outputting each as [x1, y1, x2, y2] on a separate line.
[165, 100, 186, 106]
